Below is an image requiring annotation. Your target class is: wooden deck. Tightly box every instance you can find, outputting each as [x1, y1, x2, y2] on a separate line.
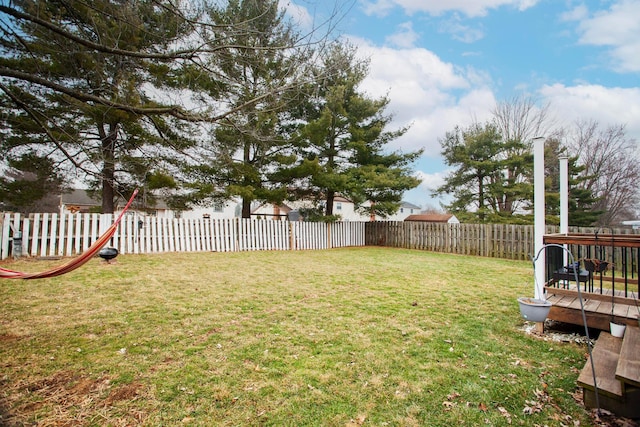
[544, 233, 640, 418]
[543, 232, 640, 331]
[545, 285, 640, 330]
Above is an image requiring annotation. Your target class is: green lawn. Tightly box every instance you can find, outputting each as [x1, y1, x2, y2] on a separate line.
[0, 247, 592, 426]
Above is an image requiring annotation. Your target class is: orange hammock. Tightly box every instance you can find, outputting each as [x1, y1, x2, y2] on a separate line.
[0, 189, 138, 280]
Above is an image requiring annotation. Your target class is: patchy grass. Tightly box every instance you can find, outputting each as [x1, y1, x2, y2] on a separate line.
[0, 247, 592, 426]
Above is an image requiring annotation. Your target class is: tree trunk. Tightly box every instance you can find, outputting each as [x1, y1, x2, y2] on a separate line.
[100, 123, 117, 214]
[242, 198, 251, 219]
[478, 174, 485, 222]
[325, 190, 335, 216]
[242, 138, 252, 219]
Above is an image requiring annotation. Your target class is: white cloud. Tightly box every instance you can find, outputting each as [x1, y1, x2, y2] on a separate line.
[281, 0, 314, 29]
[385, 21, 420, 48]
[361, 0, 396, 17]
[360, 0, 539, 17]
[438, 15, 485, 43]
[346, 37, 495, 157]
[415, 170, 447, 192]
[404, 169, 455, 207]
[559, 4, 588, 22]
[573, 0, 640, 72]
[539, 83, 640, 140]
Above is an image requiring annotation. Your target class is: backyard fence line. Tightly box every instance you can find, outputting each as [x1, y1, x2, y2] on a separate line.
[364, 221, 640, 261]
[0, 213, 366, 260]
[2, 212, 639, 262]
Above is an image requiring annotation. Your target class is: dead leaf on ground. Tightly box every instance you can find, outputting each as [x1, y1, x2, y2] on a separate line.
[447, 391, 460, 400]
[442, 401, 455, 410]
[497, 406, 512, 424]
[345, 414, 367, 426]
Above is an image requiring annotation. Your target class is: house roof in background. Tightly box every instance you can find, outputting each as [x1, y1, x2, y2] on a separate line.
[61, 189, 169, 210]
[404, 214, 454, 223]
[400, 201, 421, 210]
[60, 189, 100, 206]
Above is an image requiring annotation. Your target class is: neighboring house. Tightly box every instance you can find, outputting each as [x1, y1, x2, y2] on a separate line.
[404, 213, 460, 224]
[266, 197, 422, 222]
[58, 189, 425, 222]
[177, 200, 240, 220]
[250, 202, 292, 220]
[282, 196, 370, 222]
[385, 201, 422, 221]
[325, 195, 370, 221]
[59, 189, 102, 214]
[59, 189, 174, 218]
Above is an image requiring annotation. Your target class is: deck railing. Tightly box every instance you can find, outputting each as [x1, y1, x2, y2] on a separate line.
[543, 233, 640, 299]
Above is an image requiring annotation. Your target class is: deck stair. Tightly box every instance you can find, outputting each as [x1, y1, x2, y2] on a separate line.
[577, 325, 640, 418]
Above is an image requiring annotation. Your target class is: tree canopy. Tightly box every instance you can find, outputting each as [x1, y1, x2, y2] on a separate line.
[293, 42, 421, 219]
[433, 122, 529, 223]
[0, 0, 345, 213]
[181, 0, 316, 218]
[434, 119, 620, 225]
[0, 0, 205, 212]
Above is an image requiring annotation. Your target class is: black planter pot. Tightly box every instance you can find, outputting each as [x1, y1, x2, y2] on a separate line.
[583, 259, 608, 273]
[98, 247, 119, 262]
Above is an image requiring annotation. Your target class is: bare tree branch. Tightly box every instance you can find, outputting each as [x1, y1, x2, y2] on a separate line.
[566, 120, 640, 224]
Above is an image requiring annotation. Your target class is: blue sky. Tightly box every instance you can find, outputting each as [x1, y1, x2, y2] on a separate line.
[286, 0, 640, 209]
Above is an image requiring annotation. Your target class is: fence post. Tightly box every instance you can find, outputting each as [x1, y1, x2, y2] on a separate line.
[1, 213, 10, 260]
[288, 221, 294, 250]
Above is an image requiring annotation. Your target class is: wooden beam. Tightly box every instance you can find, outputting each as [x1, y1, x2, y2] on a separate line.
[544, 233, 640, 248]
[548, 305, 611, 330]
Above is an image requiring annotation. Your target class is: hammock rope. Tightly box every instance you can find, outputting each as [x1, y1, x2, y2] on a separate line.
[0, 189, 138, 280]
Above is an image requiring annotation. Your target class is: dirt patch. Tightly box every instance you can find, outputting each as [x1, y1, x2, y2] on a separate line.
[0, 370, 149, 426]
[590, 408, 639, 427]
[0, 334, 23, 343]
[103, 382, 144, 406]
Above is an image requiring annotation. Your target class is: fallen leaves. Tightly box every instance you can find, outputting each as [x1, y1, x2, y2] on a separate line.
[345, 414, 367, 426]
[523, 388, 550, 415]
[591, 408, 640, 427]
[497, 406, 512, 424]
[442, 390, 461, 411]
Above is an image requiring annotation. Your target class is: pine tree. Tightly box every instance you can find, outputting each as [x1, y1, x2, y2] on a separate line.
[296, 43, 421, 219]
[181, 0, 317, 217]
[0, 0, 199, 212]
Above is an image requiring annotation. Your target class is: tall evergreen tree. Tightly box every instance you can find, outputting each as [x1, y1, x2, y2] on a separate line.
[180, 0, 318, 218]
[544, 138, 602, 226]
[434, 122, 515, 223]
[0, 0, 199, 212]
[296, 42, 421, 219]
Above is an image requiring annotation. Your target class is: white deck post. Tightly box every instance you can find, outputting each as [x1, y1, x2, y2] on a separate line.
[533, 137, 546, 300]
[559, 155, 569, 265]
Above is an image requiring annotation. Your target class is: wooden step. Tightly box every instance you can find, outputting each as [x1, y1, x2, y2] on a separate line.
[616, 325, 640, 390]
[577, 332, 623, 399]
[578, 328, 640, 419]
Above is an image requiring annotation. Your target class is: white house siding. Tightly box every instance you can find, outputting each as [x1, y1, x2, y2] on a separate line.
[180, 201, 240, 220]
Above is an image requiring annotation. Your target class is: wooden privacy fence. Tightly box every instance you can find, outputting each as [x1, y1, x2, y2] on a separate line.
[364, 221, 640, 261]
[0, 212, 366, 260]
[365, 221, 542, 260]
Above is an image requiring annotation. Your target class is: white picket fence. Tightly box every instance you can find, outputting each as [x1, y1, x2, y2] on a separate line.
[0, 212, 366, 260]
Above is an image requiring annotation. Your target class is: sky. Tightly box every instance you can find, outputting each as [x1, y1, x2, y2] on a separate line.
[285, 0, 640, 209]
